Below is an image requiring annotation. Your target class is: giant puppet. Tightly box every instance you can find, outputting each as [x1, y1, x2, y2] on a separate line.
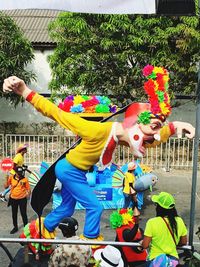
[3, 65, 195, 241]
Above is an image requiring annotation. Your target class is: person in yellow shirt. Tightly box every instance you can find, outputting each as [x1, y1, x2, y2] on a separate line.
[142, 192, 187, 266]
[5, 166, 31, 234]
[2, 68, 195, 240]
[0, 144, 28, 202]
[123, 162, 138, 210]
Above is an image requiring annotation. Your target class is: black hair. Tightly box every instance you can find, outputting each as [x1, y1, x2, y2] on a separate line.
[58, 217, 78, 238]
[156, 204, 178, 236]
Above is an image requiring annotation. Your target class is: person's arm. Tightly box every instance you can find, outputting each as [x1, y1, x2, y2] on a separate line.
[4, 176, 11, 189]
[178, 235, 187, 246]
[13, 163, 18, 172]
[3, 76, 102, 139]
[122, 223, 139, 242]
[141, 235, 152, 249]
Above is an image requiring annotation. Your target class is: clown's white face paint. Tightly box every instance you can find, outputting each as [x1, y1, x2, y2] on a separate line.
[126, 118, 163, 158]
[127, 124, 145, 158]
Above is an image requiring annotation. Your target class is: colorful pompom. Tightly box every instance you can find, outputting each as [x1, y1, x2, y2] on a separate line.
[110, 208, 135, 229]
[58, 95, 118, 114]
[138, 111, 151, 125]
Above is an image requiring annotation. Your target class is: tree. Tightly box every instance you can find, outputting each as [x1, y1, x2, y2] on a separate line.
[0, 121, 23, 135]
[0, 12, 35, 105]
[48, 13, 200, 106]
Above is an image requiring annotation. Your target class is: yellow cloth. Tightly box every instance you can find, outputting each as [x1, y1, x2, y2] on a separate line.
[29, 93, 173, 170]
[144, 216, 187, 260]
[10, 153, 24, 175]
[35, 217, 56, 239]
[30, 93, 113, 170]
[8, 175, 30, 199]
[79, 233, 104, 248]
[123, 172, 135, 194]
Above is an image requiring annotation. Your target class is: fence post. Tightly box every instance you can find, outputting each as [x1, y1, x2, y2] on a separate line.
[164, 140, 170, 172]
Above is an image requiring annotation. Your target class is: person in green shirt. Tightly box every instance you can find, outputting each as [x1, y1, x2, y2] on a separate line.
[142, 192, 187, 266]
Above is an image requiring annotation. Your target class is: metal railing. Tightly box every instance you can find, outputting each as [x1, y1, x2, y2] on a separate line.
[0, 237, 196, 266]
[0, 134, 199, 169]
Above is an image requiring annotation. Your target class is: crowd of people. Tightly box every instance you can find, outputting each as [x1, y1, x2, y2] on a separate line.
[8, 191, 188, 267]
[0, 143, 189, 267]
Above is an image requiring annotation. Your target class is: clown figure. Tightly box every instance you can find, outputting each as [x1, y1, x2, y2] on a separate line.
[3, 65, 195, 241]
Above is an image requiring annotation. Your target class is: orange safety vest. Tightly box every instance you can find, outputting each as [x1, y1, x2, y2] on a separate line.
[116, 224, 147, 263]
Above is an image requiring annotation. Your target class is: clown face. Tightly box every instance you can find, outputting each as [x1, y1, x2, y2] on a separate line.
[139, 118, 163, 142]
[126, 118, 163, 158]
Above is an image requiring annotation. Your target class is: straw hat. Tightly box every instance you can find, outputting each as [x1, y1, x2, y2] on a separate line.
[16, 144, 28, 153]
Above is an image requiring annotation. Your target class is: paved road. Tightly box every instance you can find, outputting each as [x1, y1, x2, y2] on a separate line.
[0, 169, 199, 266]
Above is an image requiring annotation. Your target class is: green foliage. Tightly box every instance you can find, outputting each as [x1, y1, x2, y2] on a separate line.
[0, 121, 23, 135]
[0, 12, 35, 106]
[48, 13, 200, 106]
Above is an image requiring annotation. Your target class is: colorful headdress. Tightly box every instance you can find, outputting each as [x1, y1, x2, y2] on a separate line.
[110, 208, 134, 229]
[137, 65, 171, 125]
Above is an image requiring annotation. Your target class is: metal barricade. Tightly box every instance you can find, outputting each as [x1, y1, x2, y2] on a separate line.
[1, 134, 199, 169]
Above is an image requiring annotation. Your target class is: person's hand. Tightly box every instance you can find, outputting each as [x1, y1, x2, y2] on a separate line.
[3, 76, 31, 98]
[173, 121, 195, 139]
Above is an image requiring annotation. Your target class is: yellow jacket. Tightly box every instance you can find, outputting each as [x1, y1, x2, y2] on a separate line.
[123, 172, 135, 194]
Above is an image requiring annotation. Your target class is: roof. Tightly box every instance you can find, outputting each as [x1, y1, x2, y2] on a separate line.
[1, 9, 61, 47]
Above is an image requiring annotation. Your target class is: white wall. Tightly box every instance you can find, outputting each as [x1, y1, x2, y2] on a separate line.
[0, 49, 52, 123]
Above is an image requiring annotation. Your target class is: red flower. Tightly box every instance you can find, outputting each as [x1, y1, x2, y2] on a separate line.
[62, 100, 74, 112]
[143, 64, 154, 76]
[119, 208, 128, 214]
[144, 79, 156, 96]
[82, 98, 99, 108]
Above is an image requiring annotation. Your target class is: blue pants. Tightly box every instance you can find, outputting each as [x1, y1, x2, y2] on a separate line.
[44, 158, 103, 238]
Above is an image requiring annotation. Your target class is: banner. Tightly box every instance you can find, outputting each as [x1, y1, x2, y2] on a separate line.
[0, 0, 156, 14]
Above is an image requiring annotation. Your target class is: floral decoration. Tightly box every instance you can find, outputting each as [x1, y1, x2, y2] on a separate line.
[58, 95, 118, 114]
[110, 208, 134, 229]
[138, 65, 172, 124]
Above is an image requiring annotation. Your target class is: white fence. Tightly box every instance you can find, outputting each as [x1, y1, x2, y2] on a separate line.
[0, 134, 199, 170]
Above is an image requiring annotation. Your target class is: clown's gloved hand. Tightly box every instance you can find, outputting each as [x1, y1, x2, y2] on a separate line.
[172, 121, 195, 139]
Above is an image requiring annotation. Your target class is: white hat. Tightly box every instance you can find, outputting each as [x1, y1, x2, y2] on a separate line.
[94, 245, 124, 267]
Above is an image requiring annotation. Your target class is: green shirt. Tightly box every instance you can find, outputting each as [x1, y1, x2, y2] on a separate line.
[144, 216, 187, 260]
